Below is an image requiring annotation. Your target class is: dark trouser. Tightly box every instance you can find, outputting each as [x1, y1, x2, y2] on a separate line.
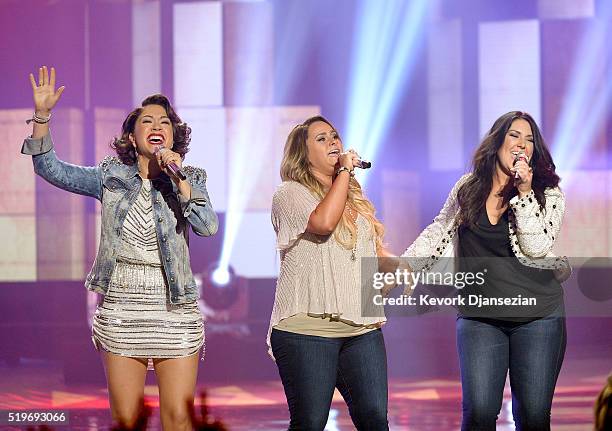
[270, 328, 389, 431]
[456, 308, 566, 431]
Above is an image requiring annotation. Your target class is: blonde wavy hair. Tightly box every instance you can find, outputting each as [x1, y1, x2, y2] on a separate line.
[280, 116, 385, 251]
[595, 374, 612, 431]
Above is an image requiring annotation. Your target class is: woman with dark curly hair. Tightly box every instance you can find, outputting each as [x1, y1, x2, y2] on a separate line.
[403, 111, 571, 430]
[21, 66, 218, 430]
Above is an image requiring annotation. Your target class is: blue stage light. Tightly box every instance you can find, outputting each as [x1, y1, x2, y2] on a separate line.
[344, 0, 433, 185]
[552, 2, 612, 179]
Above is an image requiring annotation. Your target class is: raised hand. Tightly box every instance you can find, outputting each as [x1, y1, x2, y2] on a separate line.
[29, 66, 65, 114]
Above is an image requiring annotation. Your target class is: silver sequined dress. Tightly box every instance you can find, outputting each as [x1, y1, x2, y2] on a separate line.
[92, 179, 204, 364]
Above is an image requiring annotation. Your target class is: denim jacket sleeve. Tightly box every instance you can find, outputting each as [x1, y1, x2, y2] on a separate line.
[21, 132, 103, 201]
[178, 166, 219, 237]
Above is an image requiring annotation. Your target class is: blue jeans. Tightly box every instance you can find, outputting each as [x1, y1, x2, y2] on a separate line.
[457, 308, 566, 431]
[270, 328, 389, 431]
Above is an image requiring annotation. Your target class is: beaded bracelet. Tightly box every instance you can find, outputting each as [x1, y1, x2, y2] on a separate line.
[26, 111, 52, 125]
[336, 166, 355, 177]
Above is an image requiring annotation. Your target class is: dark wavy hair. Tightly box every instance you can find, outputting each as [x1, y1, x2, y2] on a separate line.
[111, 94, 191, 165]
[457, 111, 560, 227]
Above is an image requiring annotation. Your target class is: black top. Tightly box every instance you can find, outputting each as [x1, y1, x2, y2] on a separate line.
[457, 206, 563, 321]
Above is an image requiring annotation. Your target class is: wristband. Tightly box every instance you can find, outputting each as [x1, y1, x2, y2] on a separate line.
[26, 111, 52, 125]
[336, 166, 354, 177]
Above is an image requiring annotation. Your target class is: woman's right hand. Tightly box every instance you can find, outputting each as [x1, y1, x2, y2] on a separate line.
[338, 149, 360, 171]
[29, 66, 65, 114]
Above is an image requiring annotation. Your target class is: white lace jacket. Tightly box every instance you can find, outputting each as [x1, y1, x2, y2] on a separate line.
[401, 174, 571, 281]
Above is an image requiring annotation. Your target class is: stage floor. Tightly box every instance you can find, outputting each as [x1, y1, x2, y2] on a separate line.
[0, 351, 608, 431]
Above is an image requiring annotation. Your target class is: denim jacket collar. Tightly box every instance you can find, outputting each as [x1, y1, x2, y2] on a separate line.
[115, 162, 177, 192]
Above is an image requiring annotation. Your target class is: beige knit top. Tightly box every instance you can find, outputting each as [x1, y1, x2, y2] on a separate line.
[267, 181, 386, 358]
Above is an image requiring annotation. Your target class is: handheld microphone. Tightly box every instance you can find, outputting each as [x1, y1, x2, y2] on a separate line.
[512, 151, 528, 179]
[356, 159, 372, 169]
[154, 145, 187, 181]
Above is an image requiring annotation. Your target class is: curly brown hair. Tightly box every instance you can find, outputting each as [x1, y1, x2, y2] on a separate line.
[111, 94, 191, 165]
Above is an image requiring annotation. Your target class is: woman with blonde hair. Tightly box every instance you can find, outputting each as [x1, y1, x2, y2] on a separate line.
[267, 116, 391, 430]
[594, 374, 612, 431]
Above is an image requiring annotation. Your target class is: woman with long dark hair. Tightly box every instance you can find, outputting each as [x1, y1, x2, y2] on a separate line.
[403, 111, 570, 430]
[268, 116, 391, 430]
[21, 66, 218, 430]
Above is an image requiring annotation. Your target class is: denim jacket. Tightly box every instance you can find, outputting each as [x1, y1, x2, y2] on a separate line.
[21, 132, 219, 304]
